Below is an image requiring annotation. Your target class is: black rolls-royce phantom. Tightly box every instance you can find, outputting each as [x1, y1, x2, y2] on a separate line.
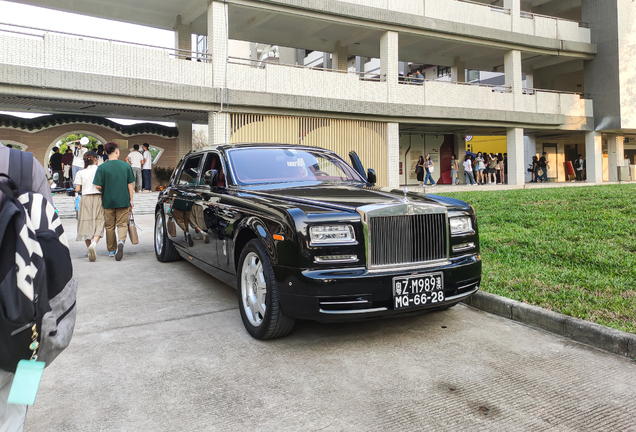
[154, 144, 481, 339]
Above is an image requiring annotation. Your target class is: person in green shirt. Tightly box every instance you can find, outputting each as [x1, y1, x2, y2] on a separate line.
[93, 142, 135, 261]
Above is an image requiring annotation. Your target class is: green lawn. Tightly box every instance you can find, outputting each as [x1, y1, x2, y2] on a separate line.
[441, 184, 636, 334]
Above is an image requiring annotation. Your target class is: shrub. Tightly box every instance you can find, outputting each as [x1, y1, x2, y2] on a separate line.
[153, 166, 174, 187]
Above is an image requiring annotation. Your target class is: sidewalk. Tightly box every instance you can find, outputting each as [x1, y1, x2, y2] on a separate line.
[405, 179, 634, 194]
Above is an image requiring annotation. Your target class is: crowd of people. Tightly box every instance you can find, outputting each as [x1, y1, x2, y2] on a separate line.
[464, 152, 507, 185]
[48, 140, 153, 192]
[414, 150, 591, 186]
[47, 140, 155, 262]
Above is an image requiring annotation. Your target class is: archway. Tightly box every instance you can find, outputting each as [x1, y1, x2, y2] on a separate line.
[44, 130, 108, 164]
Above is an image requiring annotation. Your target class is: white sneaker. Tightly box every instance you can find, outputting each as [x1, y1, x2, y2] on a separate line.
[88, 242, 97, 262]
[115, 241, 124, 261]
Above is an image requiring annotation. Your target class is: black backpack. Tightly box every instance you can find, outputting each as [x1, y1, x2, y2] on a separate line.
[0, 150, 77, 372]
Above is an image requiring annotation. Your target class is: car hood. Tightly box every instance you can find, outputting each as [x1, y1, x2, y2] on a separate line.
[241, 183, 468, 213]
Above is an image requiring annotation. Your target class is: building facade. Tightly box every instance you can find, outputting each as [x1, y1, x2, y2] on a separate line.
[1, 0, 635, 186]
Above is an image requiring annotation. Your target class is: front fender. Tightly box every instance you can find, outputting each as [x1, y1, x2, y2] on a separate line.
[233, 216, 284, 268]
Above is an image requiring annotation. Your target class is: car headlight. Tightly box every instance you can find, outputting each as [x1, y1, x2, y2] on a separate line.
[449, 216, 473, 235]
[309, 225, 356, 245]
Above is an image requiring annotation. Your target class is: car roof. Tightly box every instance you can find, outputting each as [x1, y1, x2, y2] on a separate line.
[190, 143, 333, 155]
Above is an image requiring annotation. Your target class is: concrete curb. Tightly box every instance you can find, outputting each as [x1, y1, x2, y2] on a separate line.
[463, 291, 636, 359]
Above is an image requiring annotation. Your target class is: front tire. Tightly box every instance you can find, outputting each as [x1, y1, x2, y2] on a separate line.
[237, 239, 295, 339]
[155, 210, 181, 262]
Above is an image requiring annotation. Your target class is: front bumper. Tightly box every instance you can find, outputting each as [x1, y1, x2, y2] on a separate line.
[274, 253, 481, 322]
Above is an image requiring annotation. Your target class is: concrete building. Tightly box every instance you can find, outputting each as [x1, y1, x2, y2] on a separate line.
[1, 0, 635, 187]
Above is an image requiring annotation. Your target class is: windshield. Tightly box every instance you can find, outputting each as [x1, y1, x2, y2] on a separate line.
[227, 147, 365, 186]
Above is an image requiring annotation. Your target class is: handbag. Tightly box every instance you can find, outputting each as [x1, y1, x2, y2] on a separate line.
[429, 166, 435, 173]
[128, 211, 139, 245]
[167, 219, 177, 237]
[415, 165, 422, 174]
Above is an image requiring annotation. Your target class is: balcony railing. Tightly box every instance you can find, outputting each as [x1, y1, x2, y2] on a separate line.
[0, 22, 211, 62]
[333, 0, 591, 44]
[227, 56, 381, 81]
[0, 22, 592, 124]
[456, 0, 510, 14]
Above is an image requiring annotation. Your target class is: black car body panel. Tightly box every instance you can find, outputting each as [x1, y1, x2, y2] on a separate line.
[156, 144, 481, 323]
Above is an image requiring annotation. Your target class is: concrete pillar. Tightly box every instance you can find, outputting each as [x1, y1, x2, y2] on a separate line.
[176, 120, 193, 159]
[333, 42, 348, 71]
[505, 50, 522, 110]
[525, 72, 534, 89]
[504, 0, 521, 32]
[174, 15, 192, 59]
[585, 131, 603, 183]
[380, 31, 399, 84]
[454, 134, 466, 184]
[607, 135, 624, 182]
[524, 135, 537, 182]
[322, 53, 332, 69]
[296, 49, 305, 65]
[207, 1, 229, 88]
[387, 123, 400, 188]
[507, 128, 525, 185]
[208, 112, 230, 145]
[451, 57, 465, 83]
[355, 56, 363, 73]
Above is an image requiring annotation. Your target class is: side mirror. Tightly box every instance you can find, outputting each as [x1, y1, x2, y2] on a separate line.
[367, 169, 377, 186]
[204, 169, 219, 188]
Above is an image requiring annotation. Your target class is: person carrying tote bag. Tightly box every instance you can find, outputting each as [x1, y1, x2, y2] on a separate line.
[128, 211, 139, 245]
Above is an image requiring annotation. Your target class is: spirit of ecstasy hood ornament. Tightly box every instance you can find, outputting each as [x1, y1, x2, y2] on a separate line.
[402, 188, 409, 203]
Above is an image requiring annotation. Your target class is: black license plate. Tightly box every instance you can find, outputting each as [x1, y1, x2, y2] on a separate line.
[393, 273, 444, 310]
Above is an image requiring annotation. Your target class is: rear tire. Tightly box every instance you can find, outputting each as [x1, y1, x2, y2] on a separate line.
[237, 239, 295, 339]
[155, 210, 181, 262]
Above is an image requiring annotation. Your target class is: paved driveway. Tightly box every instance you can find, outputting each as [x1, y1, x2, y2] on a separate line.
[25, 215, 636, 431]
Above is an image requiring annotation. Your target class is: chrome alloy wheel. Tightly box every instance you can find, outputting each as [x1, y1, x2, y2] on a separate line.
[155, 212, 164, 255]
[241, 252, 267, 327]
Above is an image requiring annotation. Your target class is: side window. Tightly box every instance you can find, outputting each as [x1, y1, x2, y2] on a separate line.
[178, 155, 203, 186]
[200, 152, 226, 187]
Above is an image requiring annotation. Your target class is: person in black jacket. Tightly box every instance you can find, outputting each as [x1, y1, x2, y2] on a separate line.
[49, 146, 63, 184]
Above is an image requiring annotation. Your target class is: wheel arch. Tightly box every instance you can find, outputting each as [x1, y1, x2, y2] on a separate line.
[233, 217, 279, 271]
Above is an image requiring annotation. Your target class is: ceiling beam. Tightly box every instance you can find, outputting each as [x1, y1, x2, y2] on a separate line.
[339, 29, 376, 47]
[242, 12, 277, 32]
[181, 0, 208, 25]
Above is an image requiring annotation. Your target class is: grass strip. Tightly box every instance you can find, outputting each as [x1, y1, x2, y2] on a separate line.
[441, 184, 636, 334]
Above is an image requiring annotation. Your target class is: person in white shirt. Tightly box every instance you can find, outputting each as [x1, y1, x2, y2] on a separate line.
[463, 155, 477, 186]
[141, 143, 152, 193]
[69, 140, 88, 182]
[74, 151, 105, 262]
[125, 144, 144, 193]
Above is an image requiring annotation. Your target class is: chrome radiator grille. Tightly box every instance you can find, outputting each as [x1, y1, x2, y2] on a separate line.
[368, 214, 447, 267]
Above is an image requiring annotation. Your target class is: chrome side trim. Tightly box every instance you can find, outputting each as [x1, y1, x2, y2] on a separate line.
[314, 255, 359, 264]
[451, 230, 476, 237]
[319, 307, 388, 315]
[445, 286, 479, 301]
[317, 288, 479, 315]
[452, 242, 476, 252]
[319, 300, 370, 305]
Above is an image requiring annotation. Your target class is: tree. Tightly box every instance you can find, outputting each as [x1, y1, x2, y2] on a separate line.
[193, 128, 208, 149]
[58, 134, 101, 154]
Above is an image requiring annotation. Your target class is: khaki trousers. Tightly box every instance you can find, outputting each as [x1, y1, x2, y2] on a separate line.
[104, 207, 129, 252]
